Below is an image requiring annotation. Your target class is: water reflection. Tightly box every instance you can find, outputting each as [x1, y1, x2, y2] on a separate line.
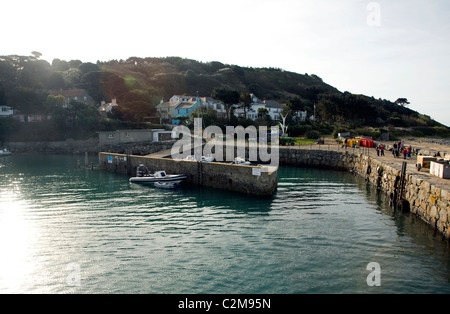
[0, 192, 37, 293]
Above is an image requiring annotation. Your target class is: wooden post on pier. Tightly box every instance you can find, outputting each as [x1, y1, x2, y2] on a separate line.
[85, 152, 88, 167]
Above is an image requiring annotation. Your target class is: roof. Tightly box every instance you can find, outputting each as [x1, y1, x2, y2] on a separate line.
[176, 102, 196, 109]
[157, 101, 178, 109]
[264, 100, 284, 109]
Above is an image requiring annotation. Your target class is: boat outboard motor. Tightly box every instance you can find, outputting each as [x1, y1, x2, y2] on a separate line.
[136, 164, 148, 177]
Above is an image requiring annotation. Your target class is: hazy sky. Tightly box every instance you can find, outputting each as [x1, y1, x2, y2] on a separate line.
[2, 0, 449, 126]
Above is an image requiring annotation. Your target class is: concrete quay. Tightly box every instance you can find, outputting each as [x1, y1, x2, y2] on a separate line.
[98, 152, 278, 197]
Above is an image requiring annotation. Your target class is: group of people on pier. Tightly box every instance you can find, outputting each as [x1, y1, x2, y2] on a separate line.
[391, 141, 412, 159]
[376, 140, 412, 159]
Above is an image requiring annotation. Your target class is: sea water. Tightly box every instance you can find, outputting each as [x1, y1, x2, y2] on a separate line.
[0, 154, 450, 293]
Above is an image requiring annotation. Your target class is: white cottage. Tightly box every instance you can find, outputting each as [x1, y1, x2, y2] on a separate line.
[0, 106, 14, 116]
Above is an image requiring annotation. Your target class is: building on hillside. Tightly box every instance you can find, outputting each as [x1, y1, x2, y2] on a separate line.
[263, 100, 284, 121]
[97, 129, 174, 146]
[234, 94, 282, 121]
[98, 99, 118, 118]
[157, 93, 305, 124]
[157, 95, 226, 124]
[199, 97, 227, 118]
[174, 99, 201, 118]
[296, 110, 308, 122]
[49, 89, 96, 107]
[156, 100, 178, 122]
[0, 105, 14, 117]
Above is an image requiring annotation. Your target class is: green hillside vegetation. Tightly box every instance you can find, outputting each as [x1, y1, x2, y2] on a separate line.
[0, 54, 449, 142]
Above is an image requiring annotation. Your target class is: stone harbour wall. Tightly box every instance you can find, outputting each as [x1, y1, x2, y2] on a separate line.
[98, 152, 278, 197]
[352, 155, 450, 239]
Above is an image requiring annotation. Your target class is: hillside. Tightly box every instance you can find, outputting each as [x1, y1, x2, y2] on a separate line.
[0, 54, 449, 141]
[100, 56, 339, 102]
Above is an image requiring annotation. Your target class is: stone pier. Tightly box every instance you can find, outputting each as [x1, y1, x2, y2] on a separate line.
[98, 152, 278, 197]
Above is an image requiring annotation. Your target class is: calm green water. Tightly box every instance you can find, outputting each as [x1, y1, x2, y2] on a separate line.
[1, 154, 450, 294]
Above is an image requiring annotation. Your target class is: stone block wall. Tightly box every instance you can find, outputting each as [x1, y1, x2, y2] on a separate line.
[98, 152, 278, 197]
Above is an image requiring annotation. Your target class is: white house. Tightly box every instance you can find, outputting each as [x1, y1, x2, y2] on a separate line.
[157, 95, 227, 122]
[157, 93, 307, 123]
[98, 98, 118, 117]
[234, 94, 288, 121]
[264, 100, 284, 121]
[0, 106, 14, 117]
[294, 110, 308, 122]
[199, 97, 226, 118]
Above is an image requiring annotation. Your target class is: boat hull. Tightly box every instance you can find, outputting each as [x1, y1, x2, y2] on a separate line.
[129, 174, 187, 183]
[154, 181, 183, 189]
[0, 150, 11, 157]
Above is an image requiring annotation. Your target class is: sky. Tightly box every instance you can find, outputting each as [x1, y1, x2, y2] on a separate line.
[2, 0, 450, 126]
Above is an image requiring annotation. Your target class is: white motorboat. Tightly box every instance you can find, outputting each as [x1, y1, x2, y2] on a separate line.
[231, 157, 251, 165]
[129, 165, 187, 188]
[184, 155, 214, 162]
[154, 181, 182, 189]
[0, 148, 11, 157]
[202, 155, 214, 162]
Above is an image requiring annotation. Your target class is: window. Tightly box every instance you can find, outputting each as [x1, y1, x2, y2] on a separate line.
[108, 134, 114, 139]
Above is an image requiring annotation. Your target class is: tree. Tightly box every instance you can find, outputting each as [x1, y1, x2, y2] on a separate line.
[46, 72, 65, 90]
[31, 51, 42, 59]
[211, 87, 240, 120]
[239, 91, 252, 119]
[44, 95, 65, 112]
[257, 107, 269, 119]
[395, 98, 410, 107]
[286, 97, 304, 121]
[0, 85, 7, 106]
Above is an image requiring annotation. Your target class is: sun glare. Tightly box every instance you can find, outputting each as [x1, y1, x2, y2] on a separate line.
[0, 193, 37, 293]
